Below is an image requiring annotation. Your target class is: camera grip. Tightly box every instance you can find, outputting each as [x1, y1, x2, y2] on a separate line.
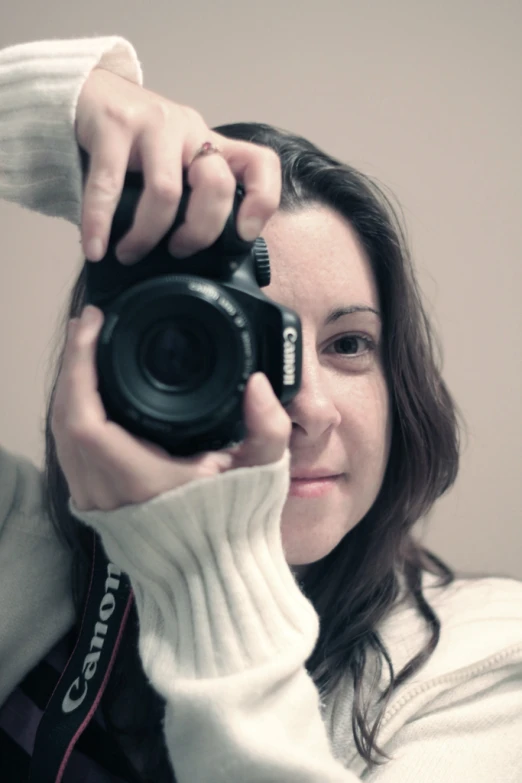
[80, 150, 248, 253]
[107, 169, 190, 245]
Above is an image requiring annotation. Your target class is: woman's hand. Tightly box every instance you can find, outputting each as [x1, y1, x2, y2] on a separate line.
[59, 66, 290, 511]
[76, 68, 281, 264]
[51, 305, 291, 512]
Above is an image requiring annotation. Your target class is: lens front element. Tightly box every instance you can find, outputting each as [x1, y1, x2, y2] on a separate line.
[96, 275, 255, 442]
[140, 319, 214, 392]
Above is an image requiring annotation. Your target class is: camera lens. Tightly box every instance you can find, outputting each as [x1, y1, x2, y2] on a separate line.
[96, 275, 256, 441]
[140, 320, 212, 391]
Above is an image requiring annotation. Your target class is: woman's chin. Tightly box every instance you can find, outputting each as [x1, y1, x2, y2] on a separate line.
[280, 487, 362, 568]
[281, 512, 348, 567]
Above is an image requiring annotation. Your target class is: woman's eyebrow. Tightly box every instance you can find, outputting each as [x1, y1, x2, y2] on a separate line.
[324, 305, 381, 325]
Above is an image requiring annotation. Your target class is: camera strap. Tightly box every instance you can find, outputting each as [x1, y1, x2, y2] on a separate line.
[28, 532, 133, 782]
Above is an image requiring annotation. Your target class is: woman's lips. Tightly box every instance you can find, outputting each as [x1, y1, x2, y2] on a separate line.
[289, 475, 343, 498]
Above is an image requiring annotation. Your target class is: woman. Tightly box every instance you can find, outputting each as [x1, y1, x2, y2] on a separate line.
[0, 35, 521, 783]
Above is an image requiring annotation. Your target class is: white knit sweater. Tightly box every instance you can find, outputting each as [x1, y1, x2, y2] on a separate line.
[1, 36, 522, 783]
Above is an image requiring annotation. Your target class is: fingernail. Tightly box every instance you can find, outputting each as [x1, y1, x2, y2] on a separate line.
[168, 237, 191, 259]
[238, 217, 263, 242]
[85, 238, 104, 262]
[251, 372, 273, 407]
[81, 305, 100, 327]
[116, 248, 137, 265]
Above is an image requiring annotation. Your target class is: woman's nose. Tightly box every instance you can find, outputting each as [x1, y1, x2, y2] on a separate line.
[285, 354, 341, 440]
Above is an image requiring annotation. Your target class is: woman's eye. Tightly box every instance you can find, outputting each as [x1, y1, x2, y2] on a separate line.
[329, 334, 375, 356]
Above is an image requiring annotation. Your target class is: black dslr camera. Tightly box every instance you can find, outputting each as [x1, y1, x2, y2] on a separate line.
[83, 170, 302, 456]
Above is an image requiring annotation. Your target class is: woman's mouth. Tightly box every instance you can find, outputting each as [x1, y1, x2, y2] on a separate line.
[289, 475, 343, 498]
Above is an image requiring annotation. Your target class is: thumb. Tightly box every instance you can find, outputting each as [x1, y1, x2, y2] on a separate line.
[233, 373, 291, 469]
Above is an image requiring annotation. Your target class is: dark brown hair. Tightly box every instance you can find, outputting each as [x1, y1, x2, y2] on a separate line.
[43, 123, 462, 780]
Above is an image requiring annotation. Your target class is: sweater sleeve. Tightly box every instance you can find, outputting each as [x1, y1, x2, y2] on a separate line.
[68, 451, 360, 782]
[68, 453, 522, 782]
[0, 446, 74, 707]
[0, 36, 142, 225]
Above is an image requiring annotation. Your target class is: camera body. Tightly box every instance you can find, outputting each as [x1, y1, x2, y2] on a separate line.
[83, 171, 302, 456]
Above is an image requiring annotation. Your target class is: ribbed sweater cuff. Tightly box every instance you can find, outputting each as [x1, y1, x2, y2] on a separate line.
[68, 451, 319, 682]
[0, 36, 142, 224]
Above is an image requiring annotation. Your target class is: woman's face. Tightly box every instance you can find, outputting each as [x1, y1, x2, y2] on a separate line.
[262, 206, 392, 568]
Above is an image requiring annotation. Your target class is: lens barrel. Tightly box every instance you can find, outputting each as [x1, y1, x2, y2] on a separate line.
[96, 275, 255, 443]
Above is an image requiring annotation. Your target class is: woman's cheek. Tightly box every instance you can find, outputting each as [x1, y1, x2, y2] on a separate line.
[344, 371, 391, 472]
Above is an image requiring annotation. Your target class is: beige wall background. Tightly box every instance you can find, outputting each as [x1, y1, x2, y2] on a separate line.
[0, 0, 520, 579]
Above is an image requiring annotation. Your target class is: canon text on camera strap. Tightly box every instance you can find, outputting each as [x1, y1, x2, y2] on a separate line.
[28, 532, 133, 782]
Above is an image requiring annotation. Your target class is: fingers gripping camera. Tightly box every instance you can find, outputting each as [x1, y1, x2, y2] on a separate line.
[82, 171, 302, 456]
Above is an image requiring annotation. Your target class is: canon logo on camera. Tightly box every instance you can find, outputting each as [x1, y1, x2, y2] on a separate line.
[61, 562, 122, 713]
[282, 326, 298, 386]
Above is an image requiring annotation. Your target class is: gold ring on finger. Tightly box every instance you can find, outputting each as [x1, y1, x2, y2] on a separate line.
[189, 140, 222, 166]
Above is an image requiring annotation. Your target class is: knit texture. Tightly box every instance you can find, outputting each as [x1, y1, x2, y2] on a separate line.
[70, 451, 317, 680]
[69, 451, 358, 782]
[0, 36, 143, 225]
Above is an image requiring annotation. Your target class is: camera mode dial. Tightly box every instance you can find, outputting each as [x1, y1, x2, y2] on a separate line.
[253, 237, 271, 287]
